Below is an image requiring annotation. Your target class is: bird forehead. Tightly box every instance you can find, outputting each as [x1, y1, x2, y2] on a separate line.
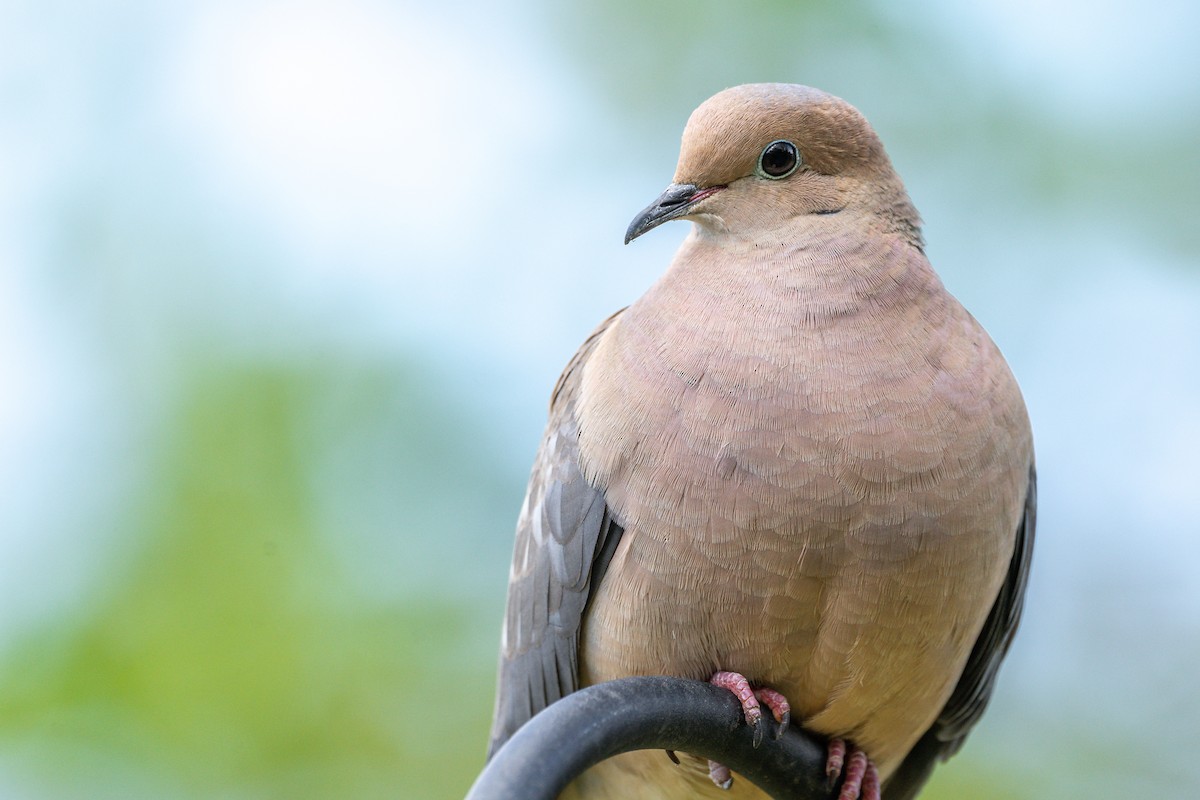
[672, 83, 879, 186]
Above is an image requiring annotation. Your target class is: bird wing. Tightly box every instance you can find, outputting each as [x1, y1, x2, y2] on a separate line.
[486, 311, 626, 759]
[884, 464, 1037, 799]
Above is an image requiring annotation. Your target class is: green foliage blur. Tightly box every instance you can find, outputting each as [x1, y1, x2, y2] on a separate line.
[1, 360, 504, 798]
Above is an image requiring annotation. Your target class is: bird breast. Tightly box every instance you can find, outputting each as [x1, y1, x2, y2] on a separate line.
[576, 230, 1026, 537]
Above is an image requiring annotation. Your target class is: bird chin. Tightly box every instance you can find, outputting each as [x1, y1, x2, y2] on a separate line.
[686, 213, 730, 238]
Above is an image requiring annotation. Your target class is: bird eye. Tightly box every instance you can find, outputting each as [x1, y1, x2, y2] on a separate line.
[757, 140, 800, 179]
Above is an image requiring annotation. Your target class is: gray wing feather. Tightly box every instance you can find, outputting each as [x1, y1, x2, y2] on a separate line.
[487, 314, 624, 759]
[884, 464, 1037, 799]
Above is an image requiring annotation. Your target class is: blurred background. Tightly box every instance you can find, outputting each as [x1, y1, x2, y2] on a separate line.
[1, 0, 1197, 798]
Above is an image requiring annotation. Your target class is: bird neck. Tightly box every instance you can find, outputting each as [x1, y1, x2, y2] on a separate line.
[663, 218, 940, 327]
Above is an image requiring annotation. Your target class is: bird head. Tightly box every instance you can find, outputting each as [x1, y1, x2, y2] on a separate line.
[624, 84, 920, 247]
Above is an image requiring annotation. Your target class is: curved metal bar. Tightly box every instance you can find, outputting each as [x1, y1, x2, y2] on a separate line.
[466, 676, 836, 800]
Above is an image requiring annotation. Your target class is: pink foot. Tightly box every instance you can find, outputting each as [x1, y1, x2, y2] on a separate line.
[753, 686, 791, 739]
[826, 738, 881, 800]
[705, 671, 793, 789]
[710, 671, 787, 748]
[707, 759, 732, 790]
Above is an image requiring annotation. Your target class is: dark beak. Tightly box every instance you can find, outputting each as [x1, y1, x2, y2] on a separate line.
[624, 183, 723, 244]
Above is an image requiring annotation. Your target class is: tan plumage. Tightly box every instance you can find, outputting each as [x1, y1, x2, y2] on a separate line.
[489, 84, 1035, 800]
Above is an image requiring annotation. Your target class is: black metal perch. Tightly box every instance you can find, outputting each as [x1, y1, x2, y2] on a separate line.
[466, 676, 838, 800]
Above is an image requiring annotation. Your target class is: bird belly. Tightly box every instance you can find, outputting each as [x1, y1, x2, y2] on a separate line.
[578, 496, 1004, 781]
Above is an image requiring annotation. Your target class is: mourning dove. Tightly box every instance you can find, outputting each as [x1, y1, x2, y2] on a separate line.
[488, 83, 1035, 800]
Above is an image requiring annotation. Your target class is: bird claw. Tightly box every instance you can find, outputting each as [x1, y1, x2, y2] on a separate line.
[825, 738, 881, 800]
[708, 759, 733, 790]
[775, 709, 791, 740]
[753, 686, 791, 740]
[709, 670, 766, 748]
[706, 671, 795, 788]
[826, 738, 846, 784]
